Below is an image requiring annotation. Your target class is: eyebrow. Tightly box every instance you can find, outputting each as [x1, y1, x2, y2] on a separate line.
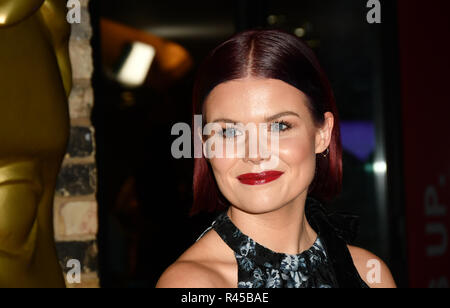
[211, 111, 301, 123]
[265, 111, 301, 122]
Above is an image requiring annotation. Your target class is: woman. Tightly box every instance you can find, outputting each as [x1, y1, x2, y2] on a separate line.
[157, 29, 396, 288]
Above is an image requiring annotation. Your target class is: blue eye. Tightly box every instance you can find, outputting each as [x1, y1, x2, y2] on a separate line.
[221, 127, 243, 138]
[271, 121, 291, 132]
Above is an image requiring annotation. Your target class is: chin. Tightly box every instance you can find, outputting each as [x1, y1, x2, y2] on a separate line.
[231, 194, 286, 215]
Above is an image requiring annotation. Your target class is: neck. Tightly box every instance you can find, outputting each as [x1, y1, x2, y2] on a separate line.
[227, 192, 317, 255]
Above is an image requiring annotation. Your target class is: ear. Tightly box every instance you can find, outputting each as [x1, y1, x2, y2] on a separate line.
[197, 125, 204, 144]
[198, 122, 216, 162]
[315, 112, 334, 154]
[196, 125, 208, 160]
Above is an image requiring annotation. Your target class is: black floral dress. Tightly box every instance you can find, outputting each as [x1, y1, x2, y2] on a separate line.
[196, 197, 369, 288]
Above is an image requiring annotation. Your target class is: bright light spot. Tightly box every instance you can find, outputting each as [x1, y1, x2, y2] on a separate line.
[0, 15, 6, 25]
[116, 42, 155, 88]
[294, 27, 306, 37]
[373, 161, 387, 174]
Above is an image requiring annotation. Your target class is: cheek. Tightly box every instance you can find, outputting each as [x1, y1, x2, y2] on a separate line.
[209, 157, 237, 187]
[278, 135, 316, 179]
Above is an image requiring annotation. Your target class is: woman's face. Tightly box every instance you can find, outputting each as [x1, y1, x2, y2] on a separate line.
[203, 78, 334, 214]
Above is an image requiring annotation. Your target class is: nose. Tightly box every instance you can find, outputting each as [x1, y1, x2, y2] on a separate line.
[242, 128, 272, 164]
[243, 152, 268, 164]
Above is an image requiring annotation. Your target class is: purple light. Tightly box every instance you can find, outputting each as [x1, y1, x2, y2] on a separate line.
[340, 121, 376, 161]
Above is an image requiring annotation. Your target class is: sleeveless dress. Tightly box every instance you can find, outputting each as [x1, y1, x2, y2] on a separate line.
[196, 197, 369, 288]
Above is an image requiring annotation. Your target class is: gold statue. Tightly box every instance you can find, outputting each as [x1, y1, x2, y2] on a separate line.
[0, 0, 72, 287]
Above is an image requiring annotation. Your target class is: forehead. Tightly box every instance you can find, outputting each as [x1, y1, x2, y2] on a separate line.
[204, 78, 311, 122]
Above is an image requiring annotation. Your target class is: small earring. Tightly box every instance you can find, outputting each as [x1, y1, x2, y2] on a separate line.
[322, 148, 329, 158]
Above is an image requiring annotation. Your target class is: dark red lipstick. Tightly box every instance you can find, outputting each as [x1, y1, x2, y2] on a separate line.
[237, 171, 284, 185]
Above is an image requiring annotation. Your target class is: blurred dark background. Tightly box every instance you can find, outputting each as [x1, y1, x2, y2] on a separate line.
[90, 0, 450, 288]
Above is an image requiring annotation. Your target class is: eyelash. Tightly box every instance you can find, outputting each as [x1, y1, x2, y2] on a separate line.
[220, 127, 242, 138]
[270, 120, 292, 132]
[219, 120, 293, 138]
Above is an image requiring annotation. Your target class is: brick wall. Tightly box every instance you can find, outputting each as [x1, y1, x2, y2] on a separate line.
[54, 0, 99, 288]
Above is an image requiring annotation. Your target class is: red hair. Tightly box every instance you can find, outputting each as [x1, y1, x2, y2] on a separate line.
[191, 29, 342, 215]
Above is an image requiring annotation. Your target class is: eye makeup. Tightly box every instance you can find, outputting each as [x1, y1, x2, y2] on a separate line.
[270, 120, 293, 133]
[214, 119, 295, 139]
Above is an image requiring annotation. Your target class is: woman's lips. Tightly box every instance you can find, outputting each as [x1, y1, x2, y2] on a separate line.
[237, 171, 284, 185]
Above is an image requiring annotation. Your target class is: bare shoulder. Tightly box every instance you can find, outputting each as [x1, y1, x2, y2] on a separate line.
[347, 245, 397, 288]
[155, 259, 223, 288]
[156, 229, 236, 288]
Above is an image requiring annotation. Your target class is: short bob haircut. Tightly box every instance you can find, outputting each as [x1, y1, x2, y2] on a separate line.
[191, 29, 342, 215]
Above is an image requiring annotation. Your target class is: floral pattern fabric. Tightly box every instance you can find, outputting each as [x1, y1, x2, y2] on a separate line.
[201, 210, 340, 288]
